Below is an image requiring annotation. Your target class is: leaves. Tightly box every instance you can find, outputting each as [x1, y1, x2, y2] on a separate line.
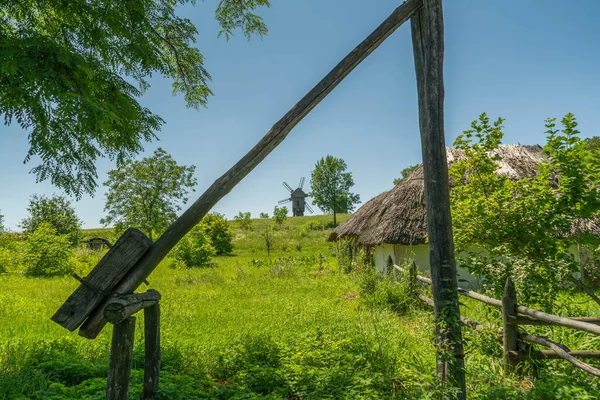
[100, 148, 197, 241]
[310, 155, 360, 224]
[1, 0, 270, 196]
[450, 113, 600, 310]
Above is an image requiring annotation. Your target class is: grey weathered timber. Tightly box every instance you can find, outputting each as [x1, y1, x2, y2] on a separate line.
[144, 303, 161, 399]
[411, 2, 466, 395]
[516, 350, 600, 360]
[513, 315, 600, 326]
[106, 317, 136, 400]
[502, 278, 519, 375]
[52, 228, 152, 331]
[78, 0, 424, 340]
[516, 304, 600, 336]
[103, 290, 162, 324]
[520, 333, 600, 377]
[569, 276, 600, 307]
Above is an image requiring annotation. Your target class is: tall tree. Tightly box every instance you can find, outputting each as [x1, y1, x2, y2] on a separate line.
[310, 155, 360, 226]
[0, 0, 270, 197]
[21, 194, 82, 246]
[101, 148, 196, 241]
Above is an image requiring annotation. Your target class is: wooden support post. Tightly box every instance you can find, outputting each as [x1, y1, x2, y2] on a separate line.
[106, 317, 136, 400]
[411, 1, 466, 396]
[502, 277, 519, 375]
[77, 0, 424, 340]
[408, 260, 418, 298]
[144, 303, 161, 399]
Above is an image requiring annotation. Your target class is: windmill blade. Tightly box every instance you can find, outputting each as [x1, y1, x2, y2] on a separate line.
[305, 204, 314, 213]
[282, 182, 293, 192]
[278, 198, 291, 205]
[299, 177, 305, 189]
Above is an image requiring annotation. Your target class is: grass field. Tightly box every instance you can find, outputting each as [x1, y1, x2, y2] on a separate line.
[2, 214, 600, 399]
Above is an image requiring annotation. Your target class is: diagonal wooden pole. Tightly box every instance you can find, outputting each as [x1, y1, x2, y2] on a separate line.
[78, 0, 424, 339]
[410, 0, 466, 397]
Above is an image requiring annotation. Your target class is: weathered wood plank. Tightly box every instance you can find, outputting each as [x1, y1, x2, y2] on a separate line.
[51, 228, 152, 331]
[144, 303, 161, 399]
[502, 278, 519, 375]
[516, 349, 600, 360]
[513, 315, 600, 326]
[516, 304, 600, 336]
[104, 290, 161, 325]
[78, 0, 424, 340]
[418, 294, 484, 330]
[520, 333, 600, 377]
[106, 317, 136, 400]
[412, 1, 465, 394]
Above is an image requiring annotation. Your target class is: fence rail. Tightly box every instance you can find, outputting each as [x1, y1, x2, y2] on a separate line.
[392, 263, 600, 377]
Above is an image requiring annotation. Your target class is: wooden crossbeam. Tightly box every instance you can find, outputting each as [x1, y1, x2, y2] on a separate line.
[77, 0, 424, 339]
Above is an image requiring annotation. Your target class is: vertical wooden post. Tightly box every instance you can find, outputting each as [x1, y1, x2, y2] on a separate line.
[106, 317, 136, 400]
[408, 260, 418, 298]
[502, 277, 519, 375]
[144, 303, 161, 399]
[411, 1, 466, 397]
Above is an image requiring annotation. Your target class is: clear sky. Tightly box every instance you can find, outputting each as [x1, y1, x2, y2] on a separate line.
[1, 1, 599, 230]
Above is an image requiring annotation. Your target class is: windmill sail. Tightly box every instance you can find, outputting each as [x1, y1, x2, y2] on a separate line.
[282, 182, 293, 192]
[278, 198, 291, 204]
[305, 204, 314, 213]
[299, 177, 305, 189]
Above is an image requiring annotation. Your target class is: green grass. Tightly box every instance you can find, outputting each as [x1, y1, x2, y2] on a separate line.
[2, 214, 600, 399]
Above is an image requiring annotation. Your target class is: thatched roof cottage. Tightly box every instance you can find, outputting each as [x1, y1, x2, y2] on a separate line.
[328, 144, 599, 288]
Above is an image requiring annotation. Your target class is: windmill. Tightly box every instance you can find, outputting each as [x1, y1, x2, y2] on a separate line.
[279, 177, 314, 217]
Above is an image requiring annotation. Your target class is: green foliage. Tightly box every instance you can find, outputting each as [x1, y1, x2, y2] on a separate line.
[393, 164, 419, 185]
[0, 211, 4, 232]
[101, 148, 197, 241]
[172, 224, 216, 268]
[1, 0, 270, 197]
[450, 113, 600, 310]
[301, 220, 324, 233]
[259, 212, 269, 219]
[20, 194, 82, 246]
[234, 211, 252, 230]
[23, 222, 74, 277]
[272, 206, 287, 227]
[310, 155, 360, 225]
[200, 213, 233, 256]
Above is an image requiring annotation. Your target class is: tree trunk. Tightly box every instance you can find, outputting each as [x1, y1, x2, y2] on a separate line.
[411, 1, 466, 397]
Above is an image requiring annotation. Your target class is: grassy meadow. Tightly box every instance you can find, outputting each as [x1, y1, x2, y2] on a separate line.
[2, 214, 600, 399]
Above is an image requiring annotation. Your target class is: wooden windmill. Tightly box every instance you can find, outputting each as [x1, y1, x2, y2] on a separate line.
[279, 177, 314, 216]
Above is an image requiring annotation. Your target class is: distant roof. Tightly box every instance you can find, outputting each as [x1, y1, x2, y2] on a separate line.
[328, 144, 599, 246]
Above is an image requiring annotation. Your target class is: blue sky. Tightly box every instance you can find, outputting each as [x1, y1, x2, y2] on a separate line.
[1, 0, 599, 230]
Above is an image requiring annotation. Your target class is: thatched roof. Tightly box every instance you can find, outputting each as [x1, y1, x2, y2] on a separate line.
[328, 144, 599, 246]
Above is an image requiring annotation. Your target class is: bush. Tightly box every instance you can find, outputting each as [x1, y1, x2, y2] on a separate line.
[234, 211, 252, 230]
[20, 194, 82, 246]
[259, 212, 269, 219]
[23, 222, 74, 277]
[272, 206, 287, 227]
[200, 213, 233, 255]
[0, 247, 19, 274]
[301, 220, 324, 232]
[172, 225, 216, 268]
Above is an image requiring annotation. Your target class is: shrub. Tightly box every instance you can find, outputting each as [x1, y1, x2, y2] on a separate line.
[172, 225, 216, 268]
[259, 212, 269, 218]
[200, 213, 233, 255]
[23, 222, 74, 277]
[20, 194, 82, 246]
[234, 211, 252, 230]
[0, 247, 19, 274]
[301, 220, 324, 232]
[272, 206, 287, 227]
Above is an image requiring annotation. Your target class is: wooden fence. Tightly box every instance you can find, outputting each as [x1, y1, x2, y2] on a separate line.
[393, 263, 600, 377]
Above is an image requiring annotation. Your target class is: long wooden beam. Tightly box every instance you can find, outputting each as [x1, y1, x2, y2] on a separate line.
[78, 0, 424, 339]
[520, 333, 600, 377]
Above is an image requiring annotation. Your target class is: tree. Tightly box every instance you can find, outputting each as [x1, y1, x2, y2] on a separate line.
[21, 194, 82, 246]
[101, 148, 196, 241]
[310, 155, 360, 226]
[259, 212, 269, 219]
[393, 164, 419, 185]
[450, 113, 600, 311]
[0, 211, 4, 233]
[272, 206, 288, 227]
[233, 211, 252, 230]
[1, 0, 270, 197]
